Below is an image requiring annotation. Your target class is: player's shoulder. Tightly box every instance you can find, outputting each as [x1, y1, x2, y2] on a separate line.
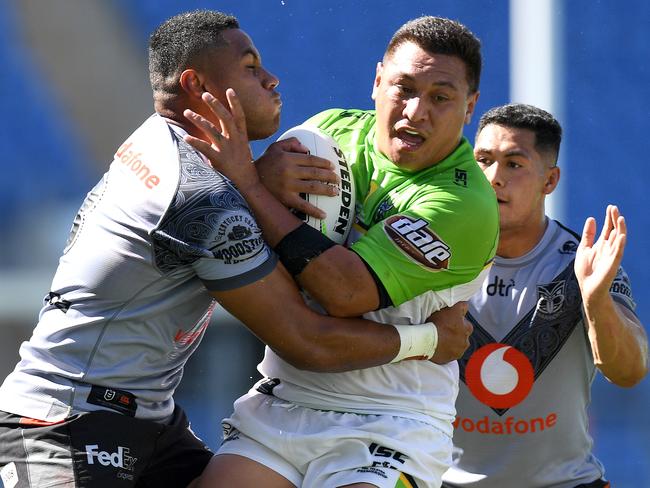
[304, 108, 375, 136]
[549, 220, 582, 254]
[415, 140, 496, 220]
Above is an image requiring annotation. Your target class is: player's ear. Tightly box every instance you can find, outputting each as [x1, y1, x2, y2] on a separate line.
[464, 90, 480, 125]
[179, 69, 204, 98]
[543, 166, 560, 195]
[371, 62, 383, 101]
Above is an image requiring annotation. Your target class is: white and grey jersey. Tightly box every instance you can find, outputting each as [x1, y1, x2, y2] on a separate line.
[444, 219, 637, 488]
[0, 114, 276, 423]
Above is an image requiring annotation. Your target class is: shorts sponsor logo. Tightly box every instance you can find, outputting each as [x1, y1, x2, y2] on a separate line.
[384, 215, 450, 270]
[1, 461, 19, 488]
[85, 444, 137, 471]
[368, 443, 408, 470]
[465, 343, 534, 409]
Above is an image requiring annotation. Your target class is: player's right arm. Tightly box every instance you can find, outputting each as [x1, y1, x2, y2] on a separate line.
[209, 261, 468, 371]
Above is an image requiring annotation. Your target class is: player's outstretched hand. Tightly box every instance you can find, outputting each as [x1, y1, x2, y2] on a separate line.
[183, 89, 257, 192]
[256, 139, 340, 219]
[575, 204, 627, 303]
[429, 301, 473, 364]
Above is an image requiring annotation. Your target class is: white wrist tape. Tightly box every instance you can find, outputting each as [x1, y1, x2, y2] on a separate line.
[391, 322, 438, 362]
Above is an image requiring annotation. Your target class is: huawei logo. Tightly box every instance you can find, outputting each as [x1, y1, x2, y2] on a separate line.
[465, 343, 534, 409]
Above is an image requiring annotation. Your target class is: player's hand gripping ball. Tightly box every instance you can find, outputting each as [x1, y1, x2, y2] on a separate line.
[277, 126, 355, 245]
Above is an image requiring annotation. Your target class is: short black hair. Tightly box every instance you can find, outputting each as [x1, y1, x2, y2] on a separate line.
[385, 16, 482, 93]
[477, 103, 563, 165]
[148, 10, 239, 93]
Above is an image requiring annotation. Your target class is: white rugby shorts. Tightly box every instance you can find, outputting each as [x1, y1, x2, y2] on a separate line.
[216, 391, 452, 488]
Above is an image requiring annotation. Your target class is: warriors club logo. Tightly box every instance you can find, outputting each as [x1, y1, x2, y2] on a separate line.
[465, 343, 534, 409]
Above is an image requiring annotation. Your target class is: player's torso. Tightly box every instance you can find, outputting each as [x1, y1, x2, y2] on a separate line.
[259, 110, 496, 433]
[0, 115, 249, 421]
[449, 220, 616, 487]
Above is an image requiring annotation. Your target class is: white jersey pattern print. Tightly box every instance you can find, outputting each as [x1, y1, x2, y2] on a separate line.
[445, 219, 637, 488]
[0, 114, 276, 423]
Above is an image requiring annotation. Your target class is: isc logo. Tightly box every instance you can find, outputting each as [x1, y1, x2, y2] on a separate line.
[384, 215, 451, 269]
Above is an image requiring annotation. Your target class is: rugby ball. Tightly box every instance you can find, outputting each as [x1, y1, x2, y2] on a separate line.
[277, 125, 355, 245]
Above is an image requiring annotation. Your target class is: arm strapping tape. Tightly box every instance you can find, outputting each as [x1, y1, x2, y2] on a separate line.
[390, 323, 438, 362]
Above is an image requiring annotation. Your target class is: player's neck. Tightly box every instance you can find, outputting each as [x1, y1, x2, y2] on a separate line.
[497, 216, 548, 259]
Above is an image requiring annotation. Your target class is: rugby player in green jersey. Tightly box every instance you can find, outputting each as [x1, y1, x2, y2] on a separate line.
[186, 16, 498, 488]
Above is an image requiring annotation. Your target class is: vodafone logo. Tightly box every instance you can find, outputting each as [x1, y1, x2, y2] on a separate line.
[465, 343, 534, 409]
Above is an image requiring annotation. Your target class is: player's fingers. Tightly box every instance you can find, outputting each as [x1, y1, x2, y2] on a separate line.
[225, 88, 248, 137]
[274, 137, 310, 154]
[295, 166, 340, 185]
[580, 217, 596, 248]
[295, 180, 339, 197]
[183, 134, 219, 159]
[183, 110, 223, 146]
[201, 92, 233, 137]
[600, 205, 615, 242]
[617, 215, 627, 237]
[289, 197, 326, 219]
[302, 154, 337, 170]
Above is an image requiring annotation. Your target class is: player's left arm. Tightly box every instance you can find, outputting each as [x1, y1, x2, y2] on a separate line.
[576, 205, 649, 387]
[183, 90, 382, 316]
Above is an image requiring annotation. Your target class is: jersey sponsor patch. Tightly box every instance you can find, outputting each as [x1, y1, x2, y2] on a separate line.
[208, 214, 266, 264]
[460, 263, 583, 415]
[383, 215, 450, 270]
[87, 386, 137, 417]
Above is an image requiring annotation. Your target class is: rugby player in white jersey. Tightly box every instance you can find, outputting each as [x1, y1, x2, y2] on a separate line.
[0, 10, 469, 488]
[442, 104, 648, 488]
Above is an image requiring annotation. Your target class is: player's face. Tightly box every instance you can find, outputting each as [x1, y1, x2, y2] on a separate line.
[202, 29, 282, 140]
[372, 42, 478, 172]
[474, 124, 559, 234]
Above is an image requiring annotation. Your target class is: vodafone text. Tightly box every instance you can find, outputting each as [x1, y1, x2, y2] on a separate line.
[115, 141, 161, 189]
[454, 413, 558, 435]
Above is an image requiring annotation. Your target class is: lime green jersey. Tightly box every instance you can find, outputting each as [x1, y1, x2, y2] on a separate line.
[305, 108, 499, 306]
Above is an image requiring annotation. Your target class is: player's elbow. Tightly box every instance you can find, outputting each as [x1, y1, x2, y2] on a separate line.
[319, 298, 366, 318]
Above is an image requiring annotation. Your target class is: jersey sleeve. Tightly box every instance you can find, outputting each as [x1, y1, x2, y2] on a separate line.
[152, 138, 277, 292]
[609, 266, 637, 313]
[351, 196, 497, 307]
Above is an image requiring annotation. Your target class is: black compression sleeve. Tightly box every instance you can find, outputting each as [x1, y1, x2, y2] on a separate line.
[273, 223, 337, 276]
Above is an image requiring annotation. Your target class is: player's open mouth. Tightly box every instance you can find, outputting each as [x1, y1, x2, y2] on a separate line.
[395, 127, 425, 151]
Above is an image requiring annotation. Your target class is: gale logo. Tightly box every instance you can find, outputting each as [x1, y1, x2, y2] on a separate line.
[465, 343, 534, 409]
[384, 215, 450, 270]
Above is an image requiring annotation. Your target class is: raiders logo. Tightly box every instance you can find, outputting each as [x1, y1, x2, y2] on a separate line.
[384, 215, 450, 270]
